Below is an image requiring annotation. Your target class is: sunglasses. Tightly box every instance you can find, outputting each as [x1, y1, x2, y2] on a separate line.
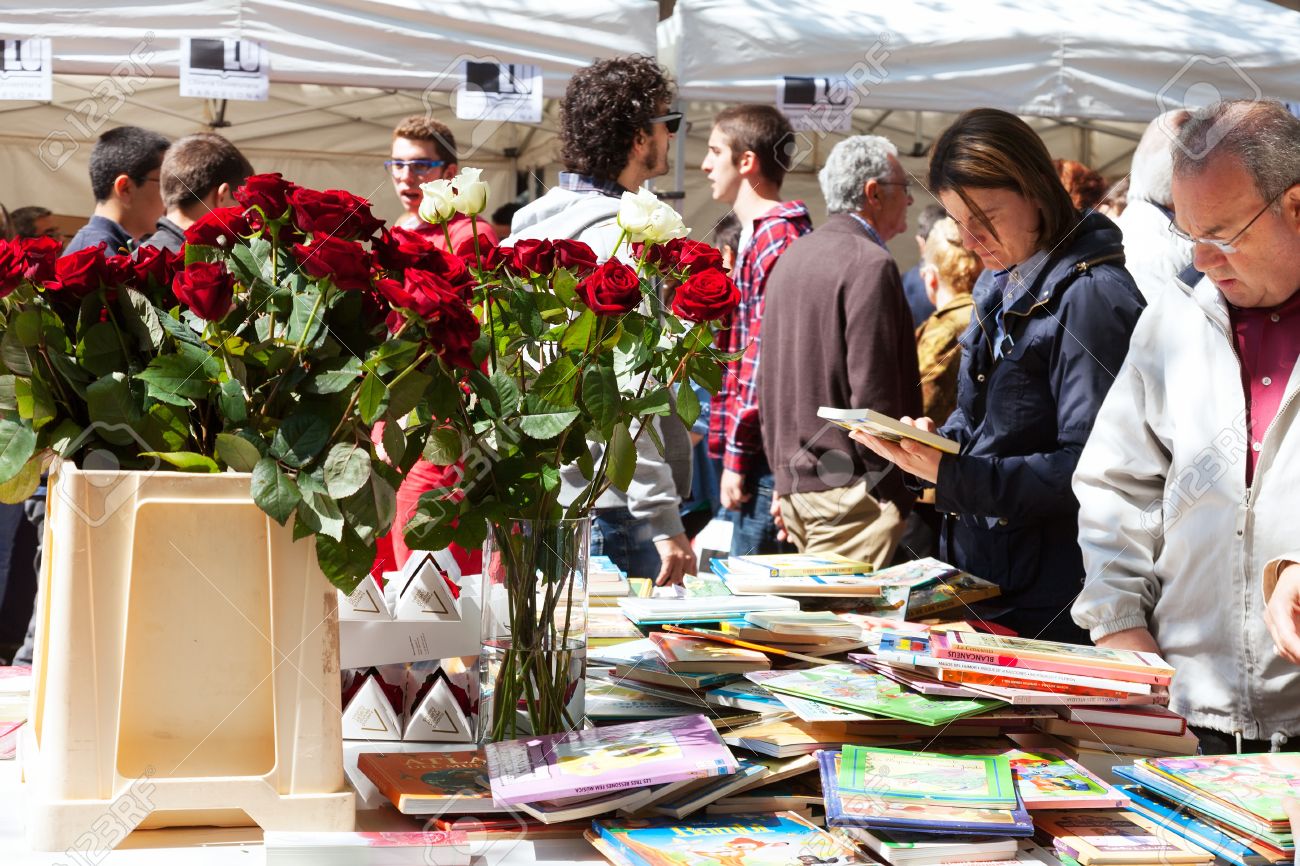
[384, 159, 447, 177]
[648, 111, 684, 135]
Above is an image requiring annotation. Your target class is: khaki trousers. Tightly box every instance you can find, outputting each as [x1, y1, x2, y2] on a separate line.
[779, 485, 905, 569]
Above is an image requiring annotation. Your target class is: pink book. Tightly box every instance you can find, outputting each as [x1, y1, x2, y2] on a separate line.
[484, 713, 738, 806]
[933, 633, 1173, 686]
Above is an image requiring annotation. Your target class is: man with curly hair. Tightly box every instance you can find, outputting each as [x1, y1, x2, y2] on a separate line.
[507, 54, 695, 586]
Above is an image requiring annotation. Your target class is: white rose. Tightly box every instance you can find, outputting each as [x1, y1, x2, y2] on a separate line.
[645, 201, 688, 243]
[452, 167, 489, 217]
[418, 179, 457, 224]
[617, 188, 689, 244]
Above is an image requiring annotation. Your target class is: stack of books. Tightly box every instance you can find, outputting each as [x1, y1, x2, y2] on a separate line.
[849, 557, 1003, 621]
[588, 554, 631, 598]
[1033, 810, 1215, 866]
[1029, 704, 1197, 782]
[719, 610, 871, 655]
[820, 745, 1035, 837]
[616, 589, 798, 626]
[712, 552, 884, 597]
[1112, 753, 1299, 864]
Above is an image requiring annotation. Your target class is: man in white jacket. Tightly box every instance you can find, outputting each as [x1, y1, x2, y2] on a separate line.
[1072, 99, 1300, 754]
[506, 54, 696, 586]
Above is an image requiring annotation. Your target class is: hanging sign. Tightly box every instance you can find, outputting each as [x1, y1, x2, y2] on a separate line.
[453, 60, 543, 124]
[0, 39, 52, 101]
[180, 37, 269, 101]
[778, 75, 854, 133]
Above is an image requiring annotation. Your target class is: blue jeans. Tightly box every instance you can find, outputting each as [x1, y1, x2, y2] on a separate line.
[590, 507, 662, 580]
[727, 467, 794, 557]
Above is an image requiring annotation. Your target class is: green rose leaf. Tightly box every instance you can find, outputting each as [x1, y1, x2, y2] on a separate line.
[606, 422, 636, 492]
[518, 394, 580, 440]
[560, 309, 596, 352]
[323, 442, 371, 498]
[626, 386, 672, 417]
[580, 365, 619, 436]
[314, 531, 375, 594]
[251, 458, 301, 525]
[387, 370, 432, 420]
[136, 343, 219, 405]
[0, 455, 42, 504]
[78, 321, 128, 377]
[422, 426, 463, 465]
[140, 403, 191, 453]
[215, 432, 262, 472]
[303, 356, 362, 395]
[342, 473, 397, 545]
[489, 370, 520, 415]
[358, 375, 389, 426]
[287, 288, 326, 349]
[14, 376, 55, 430]
[295, 472, 345, 541]
[270, 411, 331, 468]
[140, 451, 220, 473]
[218, 378, 247, 425]
[380, 420, 406, 467]
[533, 356, 578, 407]
[117, 287, 166, 351]
[85, 373, 142, 445]
[676, 382, 701, 429]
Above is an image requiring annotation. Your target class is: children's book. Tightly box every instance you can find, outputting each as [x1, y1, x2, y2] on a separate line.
[965, 746, 1128, 810]
[820, 751, 1034, 836]
[838, 745, 1018, 810]
[727, 552, 876, 577]
[617, 593, 798, 626]
[649, 632, 772, 673]
[842, 825, 1019, 865]
[614, 656, 740, 691]
[718, 568, 890, 597]
[1036, 718, 1199, 754]
[585, 679, 700, 720]
[744, 609, 863, 638]
[936, 631, 1174, 685]
[648, 758, 770, 819]
[357, 750, 501, 816]
[1062, 704, 1187, 735]
[818, 407, 961, 454]
[1130, 754, 1300, 832]
[1034, 810, 1215, 865]
[721, 717, 912, 758]
[705, 679, 788, 713]
[1119, 785, 1271, 866]
[592, 811, 872, 866]
[752, 664, 1004, 726]
[484, 713, 738, 806]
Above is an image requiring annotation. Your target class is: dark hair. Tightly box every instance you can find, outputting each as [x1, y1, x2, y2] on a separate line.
[161, 133, 254, 211]
[713, 104, 794, 187]
[1053, 159, 1107, 212]
[928, 109, 1078, 250]
[559, 54, 675, 181]
[392, 115, 457, 166]
[916, 203, 947, 242]
[10, 205, 52, 238]
[491, 201, 522, 226]
[89, 126, 170, 202]
[1173, 99, 1300, 208]
[712, 211, 741, 257]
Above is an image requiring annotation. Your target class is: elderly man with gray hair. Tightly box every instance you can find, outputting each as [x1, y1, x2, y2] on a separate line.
[758, 135, 922, 566]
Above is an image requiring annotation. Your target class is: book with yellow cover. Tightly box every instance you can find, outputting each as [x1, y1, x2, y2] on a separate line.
[818, 407, 961, 455]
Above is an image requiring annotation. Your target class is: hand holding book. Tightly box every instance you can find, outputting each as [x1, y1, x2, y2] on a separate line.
[818, 408, 954, 484]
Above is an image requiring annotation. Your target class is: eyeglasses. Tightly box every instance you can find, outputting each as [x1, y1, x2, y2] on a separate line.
[877, 179, 912, 194]
[1168, 184, 1295, 254]
[384, 159, 447, 177]
[648, 111, 684, 135]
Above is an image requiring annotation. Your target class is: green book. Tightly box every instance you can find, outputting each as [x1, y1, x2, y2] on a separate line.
[752, 664, 1003, 726]
[839, 745, 1018, 809]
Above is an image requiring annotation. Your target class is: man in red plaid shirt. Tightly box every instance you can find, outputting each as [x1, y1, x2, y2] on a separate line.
[702, 105, 813, 555]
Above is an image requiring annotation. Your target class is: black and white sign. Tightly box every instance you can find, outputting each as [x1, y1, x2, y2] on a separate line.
[180, 37, 269, 101]
[454, 60, 542, 124]
[778, 75, 855, 134]
[0, 38, 52, 101]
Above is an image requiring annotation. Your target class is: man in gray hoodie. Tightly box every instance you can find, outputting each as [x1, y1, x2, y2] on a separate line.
[505, 54, 695, 586]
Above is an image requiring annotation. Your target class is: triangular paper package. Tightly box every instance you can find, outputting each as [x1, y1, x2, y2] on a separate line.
[341, 672, 403, 741]
[403, 670, 473, 742]
[392, 551, 463, 621]
[338, 572, 391, 621]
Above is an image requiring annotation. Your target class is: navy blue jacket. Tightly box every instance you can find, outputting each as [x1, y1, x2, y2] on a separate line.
[931, 213, 1146, 640]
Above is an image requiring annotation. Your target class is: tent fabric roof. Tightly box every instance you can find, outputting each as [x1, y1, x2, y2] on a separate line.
[668, 0, 1300, 121]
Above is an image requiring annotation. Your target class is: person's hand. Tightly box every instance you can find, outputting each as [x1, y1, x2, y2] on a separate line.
[1265, 561, 1300, 664]
[720, 469, 751, 511]
[770, 496, 787, 542]
[653, 533, 696, 587]
[1095, 626, 1161, 654]
[849, 416, 943, 484]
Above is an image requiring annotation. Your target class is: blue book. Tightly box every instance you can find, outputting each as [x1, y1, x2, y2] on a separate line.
[818, 750, 1034, 837]
[1117, 784, 1268, 866]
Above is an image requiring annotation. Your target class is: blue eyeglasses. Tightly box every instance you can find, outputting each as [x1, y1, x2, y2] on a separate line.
[384, 159, 447, 177]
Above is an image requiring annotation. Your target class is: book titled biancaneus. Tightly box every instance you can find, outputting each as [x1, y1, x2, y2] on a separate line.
[484, 713, 738, 806]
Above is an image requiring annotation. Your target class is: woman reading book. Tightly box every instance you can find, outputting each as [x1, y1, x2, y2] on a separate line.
[851, 109, 1145, 643]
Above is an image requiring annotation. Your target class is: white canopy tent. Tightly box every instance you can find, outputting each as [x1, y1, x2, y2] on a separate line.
[0, 0, 659, 223]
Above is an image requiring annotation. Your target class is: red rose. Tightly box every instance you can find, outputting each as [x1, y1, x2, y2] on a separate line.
[401, 270, 459, 318]
[234, 172, 298, 219]
[288, 188, 384, 241]
[671, 268, 739, 322]
[291, 236, 373, 292]
[15, 236, 61, 285]
[374, 227, 436, 272]
[49, 244, 108, 297]
[422, 246, 473, 298]
[173, 261, 235, 322]
[453, 236, 504, 271]
[668, 239, 724, 275]
[551, 239, 598, 275]
[576, 259, 641, 315]
[0, 241, 23, 296]
[132, 245, 179, 292]
[507, 238, 555, 277]
[425, 293, 480, 370]
[103, 254, 136, 288]
[185, 206, 254, 249]
[632, 240, 669, 269]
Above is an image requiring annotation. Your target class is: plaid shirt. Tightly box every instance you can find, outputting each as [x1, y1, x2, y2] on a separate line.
[556, 172, 632, 199]
[708, 200, 813, 474]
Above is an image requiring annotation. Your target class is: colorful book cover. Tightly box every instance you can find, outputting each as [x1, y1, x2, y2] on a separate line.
[1119, 785, 1270, 866]
[585, 679, 699, 720]
[1034, 810, 1215, 864]
[937, 631, 1174, 682]
[838, 745, 1018, 809]
[729, 552, 876, 577]
[357, 750, 501, 815]
[649, 759, 769, 818]
[965, 747, 1127, 809]
[593, 811, 870, 866]
[720, 571, 888, 596]
[617, 594, 798, 626]
[705, 680, 787, 713]
[614, 656, 740, 690]
[855, 557, 964, 590]
[650, 633, 770, 668]
[743, 609, 862, 637]
[1146, 753, 1300, 825]
[904, 573, 1003, 619]
[484, 713, 738, 806]
[752, 664, 1003, 726]
[820, 750, 1034, 837]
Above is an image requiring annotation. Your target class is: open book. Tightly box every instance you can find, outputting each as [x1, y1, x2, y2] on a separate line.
[819, 407, 960, 455]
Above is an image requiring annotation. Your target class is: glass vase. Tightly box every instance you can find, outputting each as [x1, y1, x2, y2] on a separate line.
[476, 516, 589, 743]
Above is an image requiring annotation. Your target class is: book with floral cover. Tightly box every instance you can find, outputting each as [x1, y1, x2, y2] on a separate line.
[484, 713, 738, 806]
[1140, 753, 1300, 829]
[751, 664, 1003, 726]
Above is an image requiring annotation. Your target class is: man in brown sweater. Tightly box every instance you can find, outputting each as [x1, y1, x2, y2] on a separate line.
[758, 135, 922, 567]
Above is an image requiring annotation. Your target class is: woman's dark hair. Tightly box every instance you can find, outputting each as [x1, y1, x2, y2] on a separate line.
[559, 54, 675, 182]
[928, 109, 1078, 250]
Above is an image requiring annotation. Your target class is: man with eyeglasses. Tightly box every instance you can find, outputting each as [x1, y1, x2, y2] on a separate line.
[65, 125, 170, 255]
[506, 54, 697, 587]
[1073, 99, 1300, 755]
[387, 115, 497, 256]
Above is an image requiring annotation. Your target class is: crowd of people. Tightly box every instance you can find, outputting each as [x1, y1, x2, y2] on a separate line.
[2, 52, 1299, 756]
